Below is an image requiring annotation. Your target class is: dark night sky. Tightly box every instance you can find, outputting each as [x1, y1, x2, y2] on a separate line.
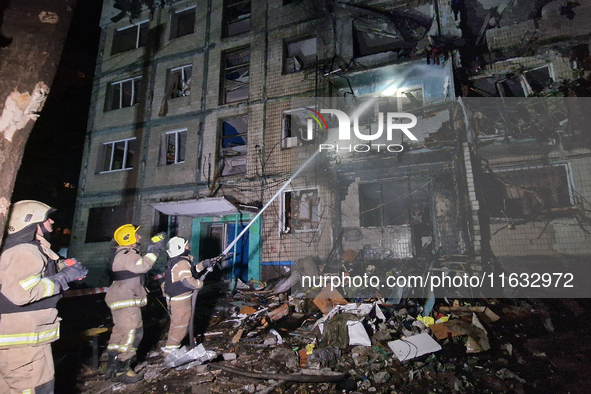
[12, 0, 103, 233]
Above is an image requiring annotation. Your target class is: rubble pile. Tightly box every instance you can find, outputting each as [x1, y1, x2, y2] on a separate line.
[71, 279, 589, 394]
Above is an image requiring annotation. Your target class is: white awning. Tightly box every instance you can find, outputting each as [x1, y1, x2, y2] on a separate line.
[151, 197, 238, 217]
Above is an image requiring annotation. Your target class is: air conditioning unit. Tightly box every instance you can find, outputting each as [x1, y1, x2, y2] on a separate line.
[285, 136, 298, 148]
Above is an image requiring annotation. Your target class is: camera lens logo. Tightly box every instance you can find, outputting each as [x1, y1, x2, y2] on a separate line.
[304, 108, 328, 141]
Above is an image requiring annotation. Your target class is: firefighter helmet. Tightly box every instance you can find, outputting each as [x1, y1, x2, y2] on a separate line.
[166, 236, 188, 258]
[7, 200, 55, 234]
[114, 224, 140, 246]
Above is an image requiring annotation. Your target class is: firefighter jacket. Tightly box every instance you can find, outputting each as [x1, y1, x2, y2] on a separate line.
[105, 246, 157, 311]
[164, 255, 204, 301]
[0, 232, 62, 349]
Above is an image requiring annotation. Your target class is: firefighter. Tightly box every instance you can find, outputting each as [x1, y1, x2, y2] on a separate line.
[161, 237, 222, 356]
[103, 225, 166, 383]
[0, 200, 88, 394]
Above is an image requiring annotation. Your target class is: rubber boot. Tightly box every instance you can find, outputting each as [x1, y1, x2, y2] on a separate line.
[111, 359, 143, 384]
[103, 352, 118, 379]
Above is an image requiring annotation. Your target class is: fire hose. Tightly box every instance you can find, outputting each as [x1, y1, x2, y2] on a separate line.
[189, 263, 218, 348]
[210, 363, 346, 383]
[65, 152, 321, 299]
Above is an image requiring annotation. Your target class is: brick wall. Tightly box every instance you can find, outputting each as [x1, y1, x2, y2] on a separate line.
[486, 149, 591, 257]
[485, 53, 574, 81]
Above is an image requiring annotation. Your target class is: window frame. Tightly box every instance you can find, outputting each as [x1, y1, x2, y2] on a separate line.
[283, 36, 317, 74]
[523, 64, 555, 95]
[222, 0, 251, 38]
[485, 163, 576, 219]
[105, 76, 142, 111]
[497, 65, 555, 97]
[167, 64, 193, 99]
[280, 188, 321, 234]
[153, 210, 179, 237]
[281, 107, 316, 149]
[396, 85, 425, 112]
[160, 128, 187, 166]
[170, 6, 196, 39]
[218, 116, 248, 177]
[111, 20, 149, 55]
[359, 179, 410, 228]
[352, 22, 404, 58]
[221, 46, 250, 104]
[99, 137, 137, 174]
[85, 205, 134, 243]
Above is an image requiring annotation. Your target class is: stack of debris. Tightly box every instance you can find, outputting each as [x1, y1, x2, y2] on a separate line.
[72, 272, 589, 393]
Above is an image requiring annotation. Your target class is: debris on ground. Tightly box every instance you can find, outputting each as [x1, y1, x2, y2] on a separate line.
[58, 274, 591, 393]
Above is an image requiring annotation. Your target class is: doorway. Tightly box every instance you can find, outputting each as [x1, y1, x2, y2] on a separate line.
[201, 222, 250, 283]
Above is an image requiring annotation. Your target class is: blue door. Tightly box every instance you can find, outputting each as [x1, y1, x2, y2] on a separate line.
[227, 223, 249, 282]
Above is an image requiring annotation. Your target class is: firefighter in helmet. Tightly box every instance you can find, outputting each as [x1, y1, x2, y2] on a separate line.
[103, 225, 166, 383]
[0, 200, 88, 393]
[161, 237, 221, 356]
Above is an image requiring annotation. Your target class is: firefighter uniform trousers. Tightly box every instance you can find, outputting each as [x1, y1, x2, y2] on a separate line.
[0, 236, 63, 394]
[107, 307, 144, 362]
[162, 255, 203, 354]
[0, 344, 54, 394]
[165, 293, 192, 350]
[105, 246, 157, 362]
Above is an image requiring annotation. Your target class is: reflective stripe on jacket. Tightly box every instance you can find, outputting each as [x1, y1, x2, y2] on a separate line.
[0, 311, 60, 347]
[164, 256, 202, 300]
[105, 246, 156, 311]
[0, 242, 62, 349]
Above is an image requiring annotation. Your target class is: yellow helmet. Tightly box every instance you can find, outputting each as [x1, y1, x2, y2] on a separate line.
[7, 200, 55, 234]
[114, 224, 140, 246]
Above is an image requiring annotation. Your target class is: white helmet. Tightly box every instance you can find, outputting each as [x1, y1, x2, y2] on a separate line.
[166, 236, 188, 258]
[7, 200, 55, 234]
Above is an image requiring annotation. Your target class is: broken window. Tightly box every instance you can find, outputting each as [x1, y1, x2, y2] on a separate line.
[223, 0, 251, 37]
[111, 20, 148, 55]
[85, 205, 133, 243]
[471, 77, 499, 97]
[170, 7, 196, 39]
[281, 108, 315, 148]
[219, 116, 248, 176]
[283, 37, 317, 74]
[153, 211, 178, 237]
[167, 65, 192, 99]
[397, 85, 424, 112]
[160, 129, 187, 165]
[221, 47, 250, 104]
[353, 19, 404, 58]
[359, 180, 409, 227]
[282, 189, 320, 233]
[484, 165, 574, 219]
[496, 76, 526, 97]
[99, 138, 136, 173]
[497, 66, 554, 97]
[105, 76, 142, 110]
[524, 66, 554, 93]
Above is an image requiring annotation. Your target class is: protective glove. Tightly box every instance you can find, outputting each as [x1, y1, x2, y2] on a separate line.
[200, 254, 225, 269]
[49, 262, 89, 291]
[147, 232, 167, 255]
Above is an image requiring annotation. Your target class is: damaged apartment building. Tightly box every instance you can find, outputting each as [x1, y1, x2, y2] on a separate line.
[70, 0, 591, 293]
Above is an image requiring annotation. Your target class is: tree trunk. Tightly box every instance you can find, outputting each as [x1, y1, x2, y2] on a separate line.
[0, 0, 75, 243]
